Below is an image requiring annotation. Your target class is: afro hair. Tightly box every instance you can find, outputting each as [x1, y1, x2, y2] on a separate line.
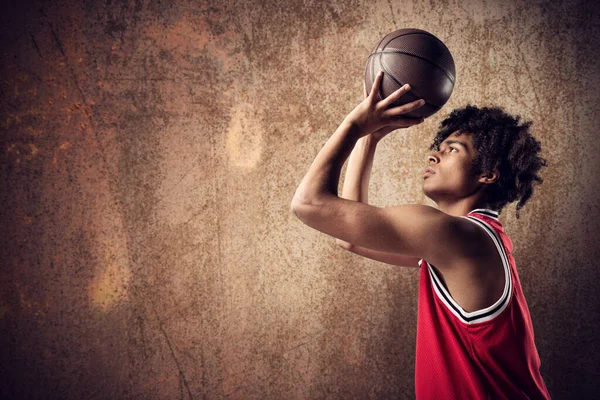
[429, 105, 548, 219]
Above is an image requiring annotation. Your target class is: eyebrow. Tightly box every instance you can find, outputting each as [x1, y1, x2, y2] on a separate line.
[442, 140, 469, 152]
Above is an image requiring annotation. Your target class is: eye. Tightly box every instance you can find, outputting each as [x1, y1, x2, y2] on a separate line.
[449, 146, 458, 153]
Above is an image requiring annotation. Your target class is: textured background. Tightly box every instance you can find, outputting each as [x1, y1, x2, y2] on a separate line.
[1, 0, 599, 398]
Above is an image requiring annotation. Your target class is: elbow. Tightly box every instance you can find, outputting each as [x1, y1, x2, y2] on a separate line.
[290, 192, 313, 219]
[336, 239, 353, 250]
[290, 190, 301, 214]
[290, 198, 301, 217]
[290, 198, 308, 221]
[290, 185, 322, 213]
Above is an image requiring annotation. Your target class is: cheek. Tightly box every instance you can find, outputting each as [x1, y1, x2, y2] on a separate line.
[445, 160, 475, 186]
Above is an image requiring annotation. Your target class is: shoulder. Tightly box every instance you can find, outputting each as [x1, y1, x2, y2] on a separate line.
[378, 205, 494, 267]
[428, 214, 494, 267]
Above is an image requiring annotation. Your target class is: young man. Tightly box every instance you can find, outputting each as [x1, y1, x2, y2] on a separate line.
[291, 71, 551, 399]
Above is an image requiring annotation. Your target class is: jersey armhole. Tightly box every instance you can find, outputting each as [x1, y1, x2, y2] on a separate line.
[425, 216, 513, 325]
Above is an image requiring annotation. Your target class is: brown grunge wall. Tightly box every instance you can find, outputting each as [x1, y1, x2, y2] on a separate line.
[1, 0, 599, 398]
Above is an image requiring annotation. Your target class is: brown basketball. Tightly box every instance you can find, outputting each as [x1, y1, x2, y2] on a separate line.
[364, 28, 456, 119]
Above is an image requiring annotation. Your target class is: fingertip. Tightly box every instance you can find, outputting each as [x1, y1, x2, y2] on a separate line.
[369, 72, 383, 98]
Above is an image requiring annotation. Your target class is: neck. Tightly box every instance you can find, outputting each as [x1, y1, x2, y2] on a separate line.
[435, 197, 491, 217]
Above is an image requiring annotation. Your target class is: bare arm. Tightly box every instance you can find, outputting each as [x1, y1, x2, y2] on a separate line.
[336, 134, 378, 245]
[291, 75, 426, 268]
[336, 135, 421, 268]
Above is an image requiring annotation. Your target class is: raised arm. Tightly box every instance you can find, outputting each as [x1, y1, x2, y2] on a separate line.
[336, 134, 378, 246]
[292, 74, 425, 268]
[336, 134, 421, 268]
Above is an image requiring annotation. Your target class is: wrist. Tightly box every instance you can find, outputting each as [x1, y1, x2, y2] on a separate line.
[358, 134, 380, 147]
[342, 116, 368, 138]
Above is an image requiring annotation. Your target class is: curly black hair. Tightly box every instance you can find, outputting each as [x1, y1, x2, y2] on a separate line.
[429, 105, 547, 219]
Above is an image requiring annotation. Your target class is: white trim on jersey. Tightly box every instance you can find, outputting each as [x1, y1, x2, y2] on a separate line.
[418, 212, 512, 325]
[469, 208, 499, 221]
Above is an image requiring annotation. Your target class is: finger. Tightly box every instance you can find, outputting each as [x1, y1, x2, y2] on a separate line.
[380, 114, 424, 130]
[363, 81, 368, 99]
[382, 126, 400, 135]
[381, 119, 423, 131]
[384, 98, 426, 117]
[393, 117, 425, 127]
[375, 126, 396, 135]
[380, 83, 412, 109]
[368, 71, 384, 102]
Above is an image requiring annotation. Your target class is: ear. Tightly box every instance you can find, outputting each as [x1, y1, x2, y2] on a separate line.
[478, 169, 500, 185]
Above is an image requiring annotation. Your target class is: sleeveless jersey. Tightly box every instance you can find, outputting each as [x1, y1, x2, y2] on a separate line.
[415, 209, 551, 399]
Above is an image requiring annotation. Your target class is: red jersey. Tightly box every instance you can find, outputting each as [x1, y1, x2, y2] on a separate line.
[415, 209, 551, 399]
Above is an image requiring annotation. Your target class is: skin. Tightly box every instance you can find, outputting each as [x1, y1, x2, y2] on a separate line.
[424, 131, 499, 217]
[291, 71, 505, 312]
[360, 76, 499, 217]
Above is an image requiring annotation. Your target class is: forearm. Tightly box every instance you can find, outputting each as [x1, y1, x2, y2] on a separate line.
[341, 134, 379, 204]
[336, 135, 379, 247]
[292, 118, 362, 206]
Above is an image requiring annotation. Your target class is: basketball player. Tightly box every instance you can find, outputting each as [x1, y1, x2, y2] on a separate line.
[291, 71, 551, 399]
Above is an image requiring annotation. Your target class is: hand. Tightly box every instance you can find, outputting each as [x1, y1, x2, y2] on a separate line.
[363, 81, 404, 142]
[370, 126, 402, 142]
[346, 71, 425, 139]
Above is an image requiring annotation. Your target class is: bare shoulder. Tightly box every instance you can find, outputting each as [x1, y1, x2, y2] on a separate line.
[437, 215, 498, 264]
[430, 218, 507, 311]
[430, 215, 507, 288]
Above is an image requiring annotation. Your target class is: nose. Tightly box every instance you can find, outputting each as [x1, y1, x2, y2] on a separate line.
[428, 153, 439, 164]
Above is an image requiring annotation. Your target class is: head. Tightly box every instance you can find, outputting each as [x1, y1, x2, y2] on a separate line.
[423, 105, 547, 219]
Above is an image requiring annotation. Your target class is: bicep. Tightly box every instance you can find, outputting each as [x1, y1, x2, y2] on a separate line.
[293, 197, 469, 266]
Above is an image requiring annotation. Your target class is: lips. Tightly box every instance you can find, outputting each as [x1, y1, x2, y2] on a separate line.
[424, 168, 436, 176]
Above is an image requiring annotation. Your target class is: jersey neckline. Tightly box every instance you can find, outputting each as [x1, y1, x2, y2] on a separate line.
[467, 208, 499, 221]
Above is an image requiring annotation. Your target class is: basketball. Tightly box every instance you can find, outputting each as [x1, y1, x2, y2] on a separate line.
[364, 28, 456, 119]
